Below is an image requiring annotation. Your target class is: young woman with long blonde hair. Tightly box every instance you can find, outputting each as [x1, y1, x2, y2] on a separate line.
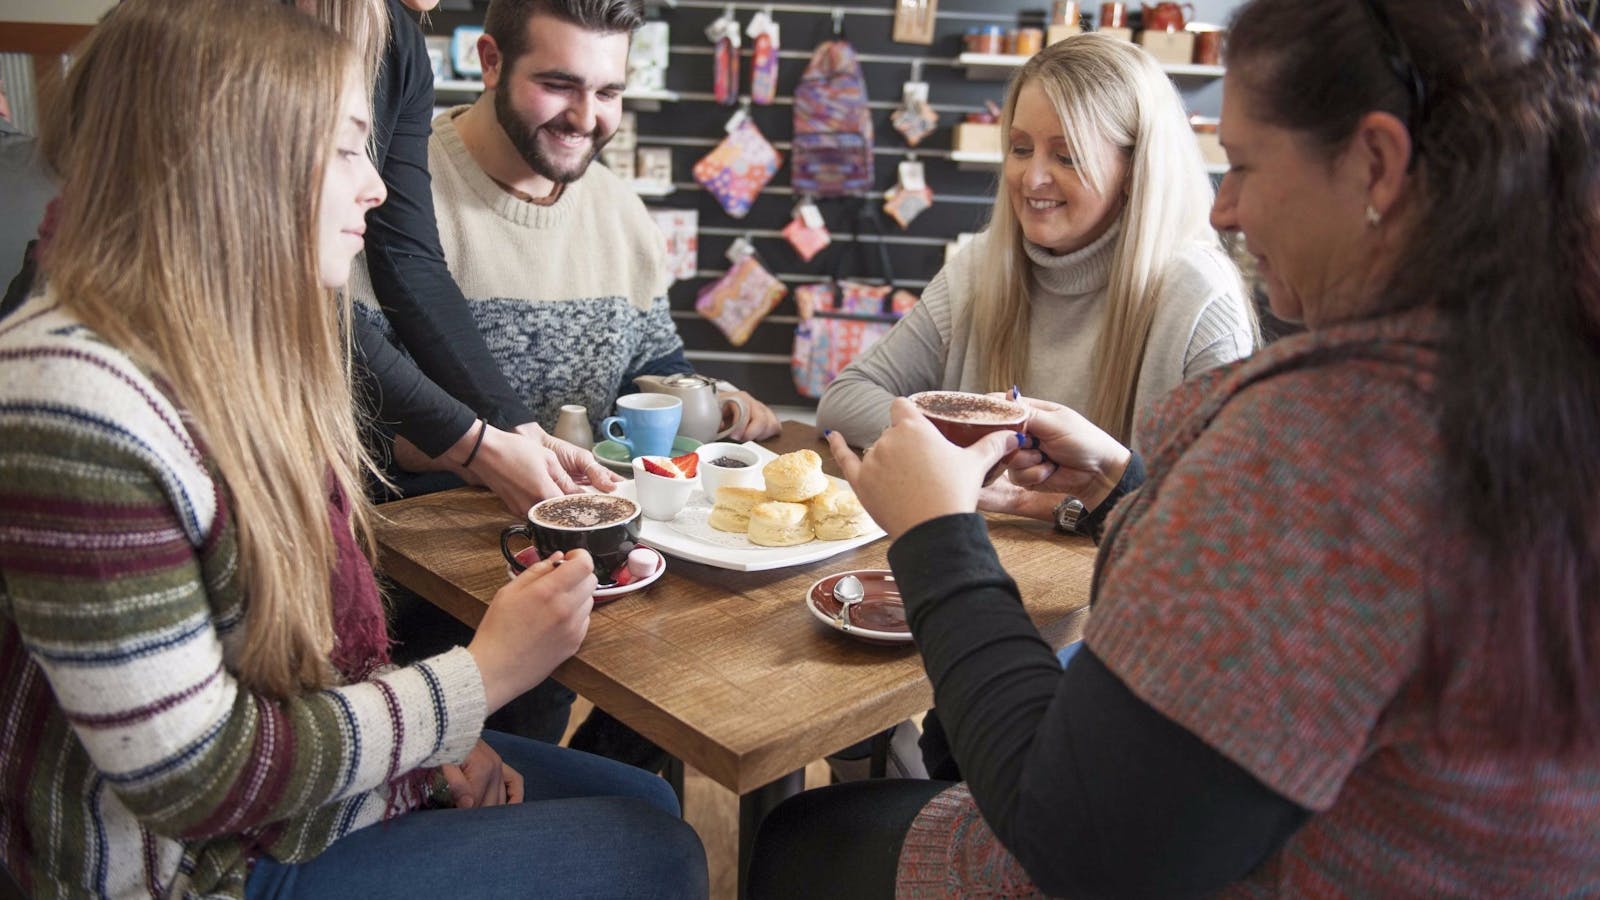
[818, 33, 1256, 519]
[0, 0, 705, 896]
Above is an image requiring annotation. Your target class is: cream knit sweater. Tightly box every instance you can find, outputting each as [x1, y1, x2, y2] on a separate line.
[349, 108, 685, 435]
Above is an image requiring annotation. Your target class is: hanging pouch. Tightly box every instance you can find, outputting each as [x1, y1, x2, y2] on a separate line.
[782, 198, 831, 262]
[696, 254, 787, 347]
[748, 11, 780, 104]
[693, 117, 782, 219]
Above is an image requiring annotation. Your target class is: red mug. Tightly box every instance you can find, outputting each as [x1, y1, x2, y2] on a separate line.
[1142, 1, 1194, 31]
[1099, 1, 1126, 28]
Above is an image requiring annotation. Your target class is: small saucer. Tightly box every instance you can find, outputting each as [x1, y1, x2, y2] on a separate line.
[806, 569, 912, 644]
[507, 546, 666, 604]
[593, 436, 703, 476]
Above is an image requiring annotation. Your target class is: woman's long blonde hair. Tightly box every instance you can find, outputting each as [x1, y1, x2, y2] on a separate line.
[41, 0, 379, 699]
[972, 34, 1239, 442]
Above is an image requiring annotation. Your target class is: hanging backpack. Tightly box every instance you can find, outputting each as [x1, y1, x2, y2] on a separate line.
[792, 40, 874, 197]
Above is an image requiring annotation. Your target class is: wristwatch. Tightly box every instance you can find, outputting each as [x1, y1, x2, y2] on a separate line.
[1052, 495, 1086, 535]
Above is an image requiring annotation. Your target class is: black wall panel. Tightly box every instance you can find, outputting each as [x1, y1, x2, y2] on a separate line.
[424, 0, 1241, 407]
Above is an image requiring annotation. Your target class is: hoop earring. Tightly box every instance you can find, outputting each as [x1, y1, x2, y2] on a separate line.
[1365, 204, 1382, 227]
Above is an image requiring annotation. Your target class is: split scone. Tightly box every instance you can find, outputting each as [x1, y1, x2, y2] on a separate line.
[708, 486, 766, 533]
[763, 449, 830, 502]
[809, 488, 873, 541]
[747, 501, 814, 547]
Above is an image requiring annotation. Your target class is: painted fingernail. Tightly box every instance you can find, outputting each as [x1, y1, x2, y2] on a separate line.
[1015, 431, 1027, 447]
[823, 429, 833, 437]
[1011, 384, 1020, 400]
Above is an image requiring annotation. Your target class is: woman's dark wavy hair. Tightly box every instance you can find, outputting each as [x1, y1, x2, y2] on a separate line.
[1227, 0, 1600, 756]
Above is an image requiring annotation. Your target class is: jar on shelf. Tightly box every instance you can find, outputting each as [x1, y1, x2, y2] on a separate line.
[1015, 27, 1044, 55]
[974, 24, 1003, 54]
[963, 27, 982, 53]
[1051, 0, 1080, 27]
[1002, 28, 1020, 54]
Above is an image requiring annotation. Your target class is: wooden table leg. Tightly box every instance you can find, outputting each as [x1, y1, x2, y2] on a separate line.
[737, 769, 806, 898]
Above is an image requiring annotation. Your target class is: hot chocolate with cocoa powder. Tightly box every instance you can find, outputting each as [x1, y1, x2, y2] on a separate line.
[908, 390, 1030, 484]
[911, 391, 1027, 425]
[532, 495, 638, 530]
[503, 495, 641, 580]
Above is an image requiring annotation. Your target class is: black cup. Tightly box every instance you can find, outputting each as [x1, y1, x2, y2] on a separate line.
[501, 494, 642, 583]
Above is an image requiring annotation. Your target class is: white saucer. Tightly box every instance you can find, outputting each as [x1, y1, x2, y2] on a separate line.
[506, 546, 666, 604]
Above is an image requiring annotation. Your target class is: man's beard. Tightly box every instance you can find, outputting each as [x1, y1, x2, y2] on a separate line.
[495, 86, 611, 185]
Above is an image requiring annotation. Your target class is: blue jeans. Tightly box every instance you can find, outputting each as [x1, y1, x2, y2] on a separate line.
[246, 731, 708, 899]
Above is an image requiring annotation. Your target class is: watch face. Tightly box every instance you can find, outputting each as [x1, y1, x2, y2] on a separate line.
[1055, 497, 1084, 533]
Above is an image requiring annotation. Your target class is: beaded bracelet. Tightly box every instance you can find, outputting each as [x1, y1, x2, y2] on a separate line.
[462, 418, 489, 469]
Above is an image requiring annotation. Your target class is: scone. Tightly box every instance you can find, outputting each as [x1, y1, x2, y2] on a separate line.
[708, 485, 765, 533]
[747, 501, 815, 547]
[809, 489, 873, 541]
[763, 449, 830, 502]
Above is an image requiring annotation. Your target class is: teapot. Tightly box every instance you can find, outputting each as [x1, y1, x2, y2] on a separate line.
[632, 373, 750, 444]
[1141, 1, 1193, 31]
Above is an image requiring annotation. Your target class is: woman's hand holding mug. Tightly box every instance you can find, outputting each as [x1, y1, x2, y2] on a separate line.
[826, 397, 1021, 540]
[1005, 397, 1132, 512]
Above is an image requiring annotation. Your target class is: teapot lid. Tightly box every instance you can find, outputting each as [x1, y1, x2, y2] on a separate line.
[662, 373, 718, 388]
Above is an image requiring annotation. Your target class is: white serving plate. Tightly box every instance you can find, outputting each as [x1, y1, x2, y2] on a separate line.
[611, 443, 885, 572]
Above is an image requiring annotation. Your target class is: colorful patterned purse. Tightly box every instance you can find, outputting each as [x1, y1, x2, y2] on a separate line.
[694, 118, 783, 219]
[790, 206, 919, 398]
[696, 254, 787, 347]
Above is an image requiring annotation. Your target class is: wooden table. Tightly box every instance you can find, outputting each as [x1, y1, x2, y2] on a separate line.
[374, 421, 1097, 889]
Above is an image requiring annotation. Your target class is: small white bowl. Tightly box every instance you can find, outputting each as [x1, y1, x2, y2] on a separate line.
[631, 456, 698, 520]
[695, 442, 765, 499]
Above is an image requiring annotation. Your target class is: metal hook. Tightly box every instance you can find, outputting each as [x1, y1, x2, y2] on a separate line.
[910, 59, 924, 83]
[832, 7, 845, 35]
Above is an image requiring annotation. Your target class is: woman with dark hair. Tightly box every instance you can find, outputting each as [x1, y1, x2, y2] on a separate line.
[748, 0, 1600, 896]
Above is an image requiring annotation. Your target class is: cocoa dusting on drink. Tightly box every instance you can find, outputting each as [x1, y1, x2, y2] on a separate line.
[915, 392, 1022, 424]
[710, 457, 749, 468]
[536, 496, 634, 528]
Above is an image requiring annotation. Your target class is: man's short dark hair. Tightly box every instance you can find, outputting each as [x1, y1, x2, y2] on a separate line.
[484, 0, 644, 70]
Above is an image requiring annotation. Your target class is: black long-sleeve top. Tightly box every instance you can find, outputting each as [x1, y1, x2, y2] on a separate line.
[353, 0, 537, 457]
[887, 460, 1310, 897]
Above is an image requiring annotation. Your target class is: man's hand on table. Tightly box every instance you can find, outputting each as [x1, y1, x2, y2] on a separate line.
[825, 397, 1019, 540]
[467, 550, 596, 714]
[442, 739, 523, 808]
[722, 390, 782, 442]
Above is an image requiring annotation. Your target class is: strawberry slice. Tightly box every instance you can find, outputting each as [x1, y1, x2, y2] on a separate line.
[670, 451, 700, 478]
[641, 457, 680, 478]
[610, 560, 638, 586]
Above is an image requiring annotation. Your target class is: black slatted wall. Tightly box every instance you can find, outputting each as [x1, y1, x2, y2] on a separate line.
[426, 0, 1241, 406]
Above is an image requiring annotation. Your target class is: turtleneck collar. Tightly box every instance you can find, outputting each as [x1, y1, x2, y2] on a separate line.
[1022, 216, 1122, 297]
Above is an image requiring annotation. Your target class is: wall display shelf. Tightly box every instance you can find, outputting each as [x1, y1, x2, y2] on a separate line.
[956, 51, 1224, 80]
[631, 179, 677, 197]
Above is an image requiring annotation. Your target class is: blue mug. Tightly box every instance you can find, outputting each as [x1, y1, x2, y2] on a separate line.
[601, 393, 683, 459]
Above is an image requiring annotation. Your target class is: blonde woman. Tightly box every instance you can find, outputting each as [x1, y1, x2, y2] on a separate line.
[0, 1, 705, 897]
[818, 34, 1255, 518]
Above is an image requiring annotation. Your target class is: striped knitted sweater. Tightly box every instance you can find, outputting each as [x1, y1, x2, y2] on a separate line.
[0, 295, 487, 899]
[347, 107, 691, 438]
